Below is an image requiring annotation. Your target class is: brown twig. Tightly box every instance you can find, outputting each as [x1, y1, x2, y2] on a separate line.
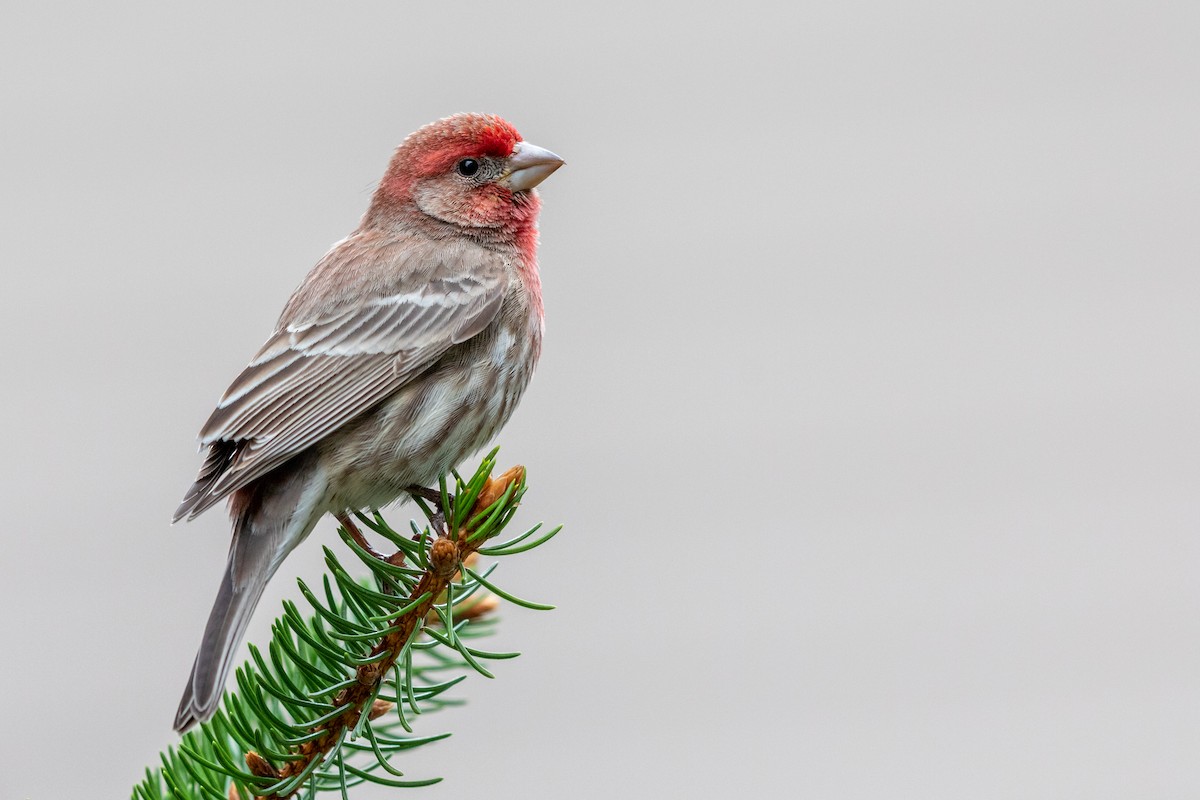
[248, 466, 525, 799]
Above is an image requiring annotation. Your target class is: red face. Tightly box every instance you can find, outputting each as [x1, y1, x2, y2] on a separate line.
[373, 114, 561, 240]
[406, 115, 523, 176]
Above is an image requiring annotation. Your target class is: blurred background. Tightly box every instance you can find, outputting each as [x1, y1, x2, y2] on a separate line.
[2, 1, 1198, 797]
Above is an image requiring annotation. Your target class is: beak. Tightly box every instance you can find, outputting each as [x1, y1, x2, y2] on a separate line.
[504, 141, 565, 192]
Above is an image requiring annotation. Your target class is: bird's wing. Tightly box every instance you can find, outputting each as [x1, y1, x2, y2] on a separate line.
[174, 252, 508, 522]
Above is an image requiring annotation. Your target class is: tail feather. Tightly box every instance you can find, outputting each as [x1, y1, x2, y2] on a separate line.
[173, 547, 269, 731]
[174, 454, 325, 732]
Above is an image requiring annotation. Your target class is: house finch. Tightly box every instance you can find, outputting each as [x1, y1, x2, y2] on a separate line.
[171, 113, 563, 732]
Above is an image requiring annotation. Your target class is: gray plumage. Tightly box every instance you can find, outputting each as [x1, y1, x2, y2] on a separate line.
[173, 234, 510, 523]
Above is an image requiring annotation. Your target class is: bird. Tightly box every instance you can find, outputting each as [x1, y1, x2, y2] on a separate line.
[171, 113, 563, 732]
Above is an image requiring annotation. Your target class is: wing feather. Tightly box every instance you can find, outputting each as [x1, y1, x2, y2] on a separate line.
[174, 238, 509, 523]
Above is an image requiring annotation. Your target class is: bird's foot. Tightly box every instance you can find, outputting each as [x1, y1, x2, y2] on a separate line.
[335, 512, 404, 566]
[407, 484, 453, 535]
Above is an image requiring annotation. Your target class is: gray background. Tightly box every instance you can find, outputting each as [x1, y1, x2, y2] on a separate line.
[2, 1, 1198, 797]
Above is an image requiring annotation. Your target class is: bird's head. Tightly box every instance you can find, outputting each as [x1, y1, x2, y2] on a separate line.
[369, 113, 563, 238]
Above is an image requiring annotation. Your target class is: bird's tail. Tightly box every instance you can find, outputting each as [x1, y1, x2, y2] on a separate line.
[174, 459, 324, 732]
[173, 507, 272, 732]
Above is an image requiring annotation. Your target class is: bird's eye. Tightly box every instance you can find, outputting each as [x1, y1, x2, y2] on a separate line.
[456, 159, 480, 177]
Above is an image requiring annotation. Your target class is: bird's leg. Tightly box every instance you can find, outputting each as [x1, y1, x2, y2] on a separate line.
[335, 512, 395, 564]
[407, 484, 448, 505]
[406, 484, 453, 535]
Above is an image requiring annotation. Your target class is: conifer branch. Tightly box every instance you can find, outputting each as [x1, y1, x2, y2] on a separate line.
[134, 450, 560, 800]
